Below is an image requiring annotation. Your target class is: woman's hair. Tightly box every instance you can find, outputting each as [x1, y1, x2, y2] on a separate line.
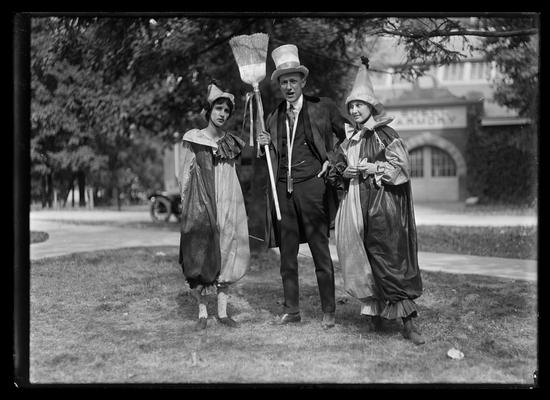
[204, 97, 234, 121]
[347, 99, 375, 116]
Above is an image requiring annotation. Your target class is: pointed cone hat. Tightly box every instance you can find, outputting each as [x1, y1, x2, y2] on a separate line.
[206, 83, 235, 106]
[200, 82, 235, 121]
[345, 62, 386, 119]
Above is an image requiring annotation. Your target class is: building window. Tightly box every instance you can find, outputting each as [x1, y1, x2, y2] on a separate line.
[470, 61, 490, 81]
[409, 147, 424, 177]
[431, 146, 457, 177]
[442, 63, 465, 81]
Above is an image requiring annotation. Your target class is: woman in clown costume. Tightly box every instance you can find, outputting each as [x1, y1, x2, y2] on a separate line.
[328, 58, 425, 345]
[177, 82, 250, 331]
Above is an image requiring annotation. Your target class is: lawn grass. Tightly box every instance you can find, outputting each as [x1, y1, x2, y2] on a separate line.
[29, 245, 538, 385]
[415, 202, 537, 216]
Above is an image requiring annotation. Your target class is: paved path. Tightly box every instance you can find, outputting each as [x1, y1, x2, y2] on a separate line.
[29, 219, 180, 260]
[286, 244, 537, 282]
[29, 209, 537, 282]
[29, 205, 538, 226]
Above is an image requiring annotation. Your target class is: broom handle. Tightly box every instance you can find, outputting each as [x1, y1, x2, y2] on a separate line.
[253, 85, 282, 221]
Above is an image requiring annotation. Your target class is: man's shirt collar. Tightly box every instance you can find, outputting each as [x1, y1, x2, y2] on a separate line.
[286, 94, 304, 113]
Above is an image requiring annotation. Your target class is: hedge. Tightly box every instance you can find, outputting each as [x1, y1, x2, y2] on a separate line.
[417, 225, 537, 260]
[465, 121, 538, 205]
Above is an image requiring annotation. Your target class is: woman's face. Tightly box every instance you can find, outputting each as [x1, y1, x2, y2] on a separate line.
[210, 100, 232, 128]
[348, 100, 372, 124]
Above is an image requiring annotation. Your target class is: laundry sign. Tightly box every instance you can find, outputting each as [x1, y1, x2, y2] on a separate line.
[388, 106, 467, 130]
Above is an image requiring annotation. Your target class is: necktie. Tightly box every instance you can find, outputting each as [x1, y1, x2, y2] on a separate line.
[286, 104, 296, 194]
[287, 104, 295, 129]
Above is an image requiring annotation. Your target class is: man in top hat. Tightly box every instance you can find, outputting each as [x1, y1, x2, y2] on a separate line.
[257, 44, 352, 328]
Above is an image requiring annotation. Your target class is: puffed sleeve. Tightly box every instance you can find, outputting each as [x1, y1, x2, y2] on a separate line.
[176, 140, 196, 200]
[373, 138, 411, 186]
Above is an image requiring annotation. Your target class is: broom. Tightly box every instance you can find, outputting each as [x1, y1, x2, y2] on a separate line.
[229, 33, 281, 221]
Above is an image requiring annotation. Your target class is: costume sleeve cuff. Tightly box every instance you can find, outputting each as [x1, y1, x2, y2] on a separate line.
[374, 162, 386, 186]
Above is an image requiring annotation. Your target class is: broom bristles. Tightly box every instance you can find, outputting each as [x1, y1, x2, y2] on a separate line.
[229, 33, 269, 67]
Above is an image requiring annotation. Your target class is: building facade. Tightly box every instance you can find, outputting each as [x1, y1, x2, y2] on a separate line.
[382, 85, 480, 202]
[369, 55, 529, 202]
[164, 55, 532, 203]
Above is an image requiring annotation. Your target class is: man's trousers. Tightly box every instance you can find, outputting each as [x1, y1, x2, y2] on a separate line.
[276, 176, 336, 314]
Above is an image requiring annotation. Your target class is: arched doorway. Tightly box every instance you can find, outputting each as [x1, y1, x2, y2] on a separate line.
[405, 133, 466, 202]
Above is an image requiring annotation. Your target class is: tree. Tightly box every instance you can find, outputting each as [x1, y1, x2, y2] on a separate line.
[31, 18, 107, 207]
[370, 16, 539, 119]
[29, 15, 539, 213]
[31, 17, 165, 209]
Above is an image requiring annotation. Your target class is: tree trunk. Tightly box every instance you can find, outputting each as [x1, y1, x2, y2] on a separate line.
[46, 173, 53, 208]
[41, 175, 47, 208]
[87, 186, 94, 209]
[62, 179, 71, 208]
[77, 170, 86, 207]
[71, 178, 75, 208]
[116, 187, 122, 211]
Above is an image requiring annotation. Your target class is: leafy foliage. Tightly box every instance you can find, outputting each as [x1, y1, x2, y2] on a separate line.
[465, 122, 537, 206]
[29, 15, 539, 210]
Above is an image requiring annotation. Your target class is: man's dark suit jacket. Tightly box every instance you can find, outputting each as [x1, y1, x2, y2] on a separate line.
[262, 94, 351, 247]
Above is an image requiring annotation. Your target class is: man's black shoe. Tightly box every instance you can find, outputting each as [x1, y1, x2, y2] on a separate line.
[322, 312, 335, 329]
[276, 312, 301, 325]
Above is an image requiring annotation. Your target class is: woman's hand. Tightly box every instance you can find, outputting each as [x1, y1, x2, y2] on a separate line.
[357, 162, 378, 175]
[342, 166, 360, 179]
[257, 130, 271, 146]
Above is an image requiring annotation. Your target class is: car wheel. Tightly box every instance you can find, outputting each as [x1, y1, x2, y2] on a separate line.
[150, 197, 171, 222]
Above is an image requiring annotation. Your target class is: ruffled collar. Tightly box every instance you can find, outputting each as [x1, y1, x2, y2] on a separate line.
[182, 129, 246, 160]
[214, 132, 246, 160]
[341, 117, 392, 152]
[345, 116, 392, 138]
[183, 129, 217, 148]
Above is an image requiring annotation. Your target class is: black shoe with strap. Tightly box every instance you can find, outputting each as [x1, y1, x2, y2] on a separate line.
[195, 317, 207, 331]
[361, 315, 376, 333]
[217, 316, 239, 328]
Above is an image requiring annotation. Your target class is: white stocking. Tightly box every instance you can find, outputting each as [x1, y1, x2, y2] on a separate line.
[217, 292, 228, 318]
[198, 303, 208, 319]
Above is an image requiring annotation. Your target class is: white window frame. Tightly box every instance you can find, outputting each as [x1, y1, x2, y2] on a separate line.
[440, 63, 466, 85]
[468, 61, 492, 83]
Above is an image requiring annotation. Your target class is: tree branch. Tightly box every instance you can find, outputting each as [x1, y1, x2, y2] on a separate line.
[187, 19, 256, 59]
[381, 28, 538, 38]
